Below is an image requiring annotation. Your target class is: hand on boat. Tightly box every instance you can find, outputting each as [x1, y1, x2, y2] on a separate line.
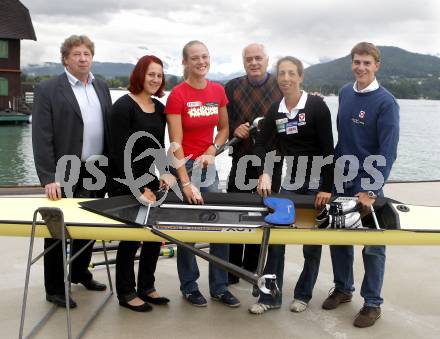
[355, 192, 375, 213]
[44, 182, 62, 200]
[233, 122, 250, 139]
[159, 173, 177, 191]
[140, 188, 156, 204]
[314, 191, 331, 210]
[257, 173, 272, 197]
[183, 184, 203, 204]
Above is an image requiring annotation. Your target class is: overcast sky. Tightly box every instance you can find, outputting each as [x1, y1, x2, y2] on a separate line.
[20, 0, 440, 75]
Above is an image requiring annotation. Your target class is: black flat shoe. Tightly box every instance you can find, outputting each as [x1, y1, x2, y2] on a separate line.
[118, 300, 153, 312]
[46, 293, 77, 308]
[76, 279, 107, 291]
[138, 294, 170, 305]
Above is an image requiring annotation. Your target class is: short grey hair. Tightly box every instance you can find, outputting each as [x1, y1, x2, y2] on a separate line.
[242, 43, 268, 59]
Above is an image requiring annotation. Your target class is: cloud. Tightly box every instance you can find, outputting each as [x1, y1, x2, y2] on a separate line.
[235, 1, 439, 61]
[20, 0, 440, 74]
[25, 0, 241, 22]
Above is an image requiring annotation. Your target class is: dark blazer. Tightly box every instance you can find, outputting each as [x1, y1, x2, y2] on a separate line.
[32, 72, 112, 189]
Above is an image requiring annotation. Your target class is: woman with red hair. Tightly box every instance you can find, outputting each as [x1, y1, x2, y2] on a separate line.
[108, 55, 176, 312]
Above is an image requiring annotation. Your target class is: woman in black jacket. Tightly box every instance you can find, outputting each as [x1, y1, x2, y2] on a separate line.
[108, 55, 175, 312]
[249, 56, 334, 314]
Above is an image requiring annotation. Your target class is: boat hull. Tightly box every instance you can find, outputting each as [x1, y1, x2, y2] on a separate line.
[1, 193, 440, 245]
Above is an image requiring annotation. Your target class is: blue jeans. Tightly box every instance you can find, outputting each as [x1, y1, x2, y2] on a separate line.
[293, 244, 322, 303]
[259, 186, 320, 305]
[329, 181, 385, 306]
[172, 159, 230, 296]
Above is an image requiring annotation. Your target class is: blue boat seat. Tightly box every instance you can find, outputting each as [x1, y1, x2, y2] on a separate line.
[263, 197, 295, 225]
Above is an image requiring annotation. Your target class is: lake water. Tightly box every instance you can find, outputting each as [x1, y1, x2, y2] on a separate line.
[0, 91, 439, 185]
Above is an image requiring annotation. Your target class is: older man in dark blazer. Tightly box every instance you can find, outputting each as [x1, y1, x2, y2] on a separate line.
[32, 35, 112, 308]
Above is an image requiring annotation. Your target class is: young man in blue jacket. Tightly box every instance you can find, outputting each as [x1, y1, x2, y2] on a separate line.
[323, 42, 400, 328]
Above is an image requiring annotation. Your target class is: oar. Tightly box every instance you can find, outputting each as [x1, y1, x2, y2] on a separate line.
[213, 117, 264, 156]
[90, 244, 211, 268]
[156, 117, 264, 192]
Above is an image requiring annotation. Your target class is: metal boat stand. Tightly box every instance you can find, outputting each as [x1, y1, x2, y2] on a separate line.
[252, 225, 278, 298]
[19, 207, 113, 339]
[141, 203, 280, 297]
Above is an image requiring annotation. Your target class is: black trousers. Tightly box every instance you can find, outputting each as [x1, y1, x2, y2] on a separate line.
[109, 178, 162, 302]
[115, 241, 161, 302]
[227, 158, 282, 279]
[44, 164, 105, 295]
[44, 238, 94, 294]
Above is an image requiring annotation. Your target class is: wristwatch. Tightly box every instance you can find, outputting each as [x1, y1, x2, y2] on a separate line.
[212, 143, 221, 151]
[367, 191, 377, 199]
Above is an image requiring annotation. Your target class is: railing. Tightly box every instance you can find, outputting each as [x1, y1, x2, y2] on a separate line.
[12, 93, 33, 114]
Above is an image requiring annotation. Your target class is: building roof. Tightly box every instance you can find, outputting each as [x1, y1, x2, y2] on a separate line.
[0, 0, 36, 40]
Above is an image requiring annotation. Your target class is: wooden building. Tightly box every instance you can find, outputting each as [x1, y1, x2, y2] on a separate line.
[0, 0, 36, 111]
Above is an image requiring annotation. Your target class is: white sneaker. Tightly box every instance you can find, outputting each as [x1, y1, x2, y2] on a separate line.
[290, 299, 307, 313]
[248, 302, 281, 314]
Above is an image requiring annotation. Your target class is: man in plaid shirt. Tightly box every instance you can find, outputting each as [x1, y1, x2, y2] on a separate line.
[225, 43, 283, 284]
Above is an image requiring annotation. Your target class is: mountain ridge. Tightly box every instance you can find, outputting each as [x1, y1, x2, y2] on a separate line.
[302, 46, 440, 98]
[304, 46, 440, 86]
[22, 46, 440, 99]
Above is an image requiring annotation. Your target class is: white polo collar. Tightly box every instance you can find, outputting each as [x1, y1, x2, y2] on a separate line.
[353, 78, 379, 93]
[278, 91, 308, 119]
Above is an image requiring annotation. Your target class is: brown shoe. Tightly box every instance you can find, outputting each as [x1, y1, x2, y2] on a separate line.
[322, 289, 352, 310]
[354, 306, 381, 328]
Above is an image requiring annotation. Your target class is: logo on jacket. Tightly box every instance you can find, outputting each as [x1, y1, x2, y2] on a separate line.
[298, 113, 306, 126]
[359, 110, 365, 119]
